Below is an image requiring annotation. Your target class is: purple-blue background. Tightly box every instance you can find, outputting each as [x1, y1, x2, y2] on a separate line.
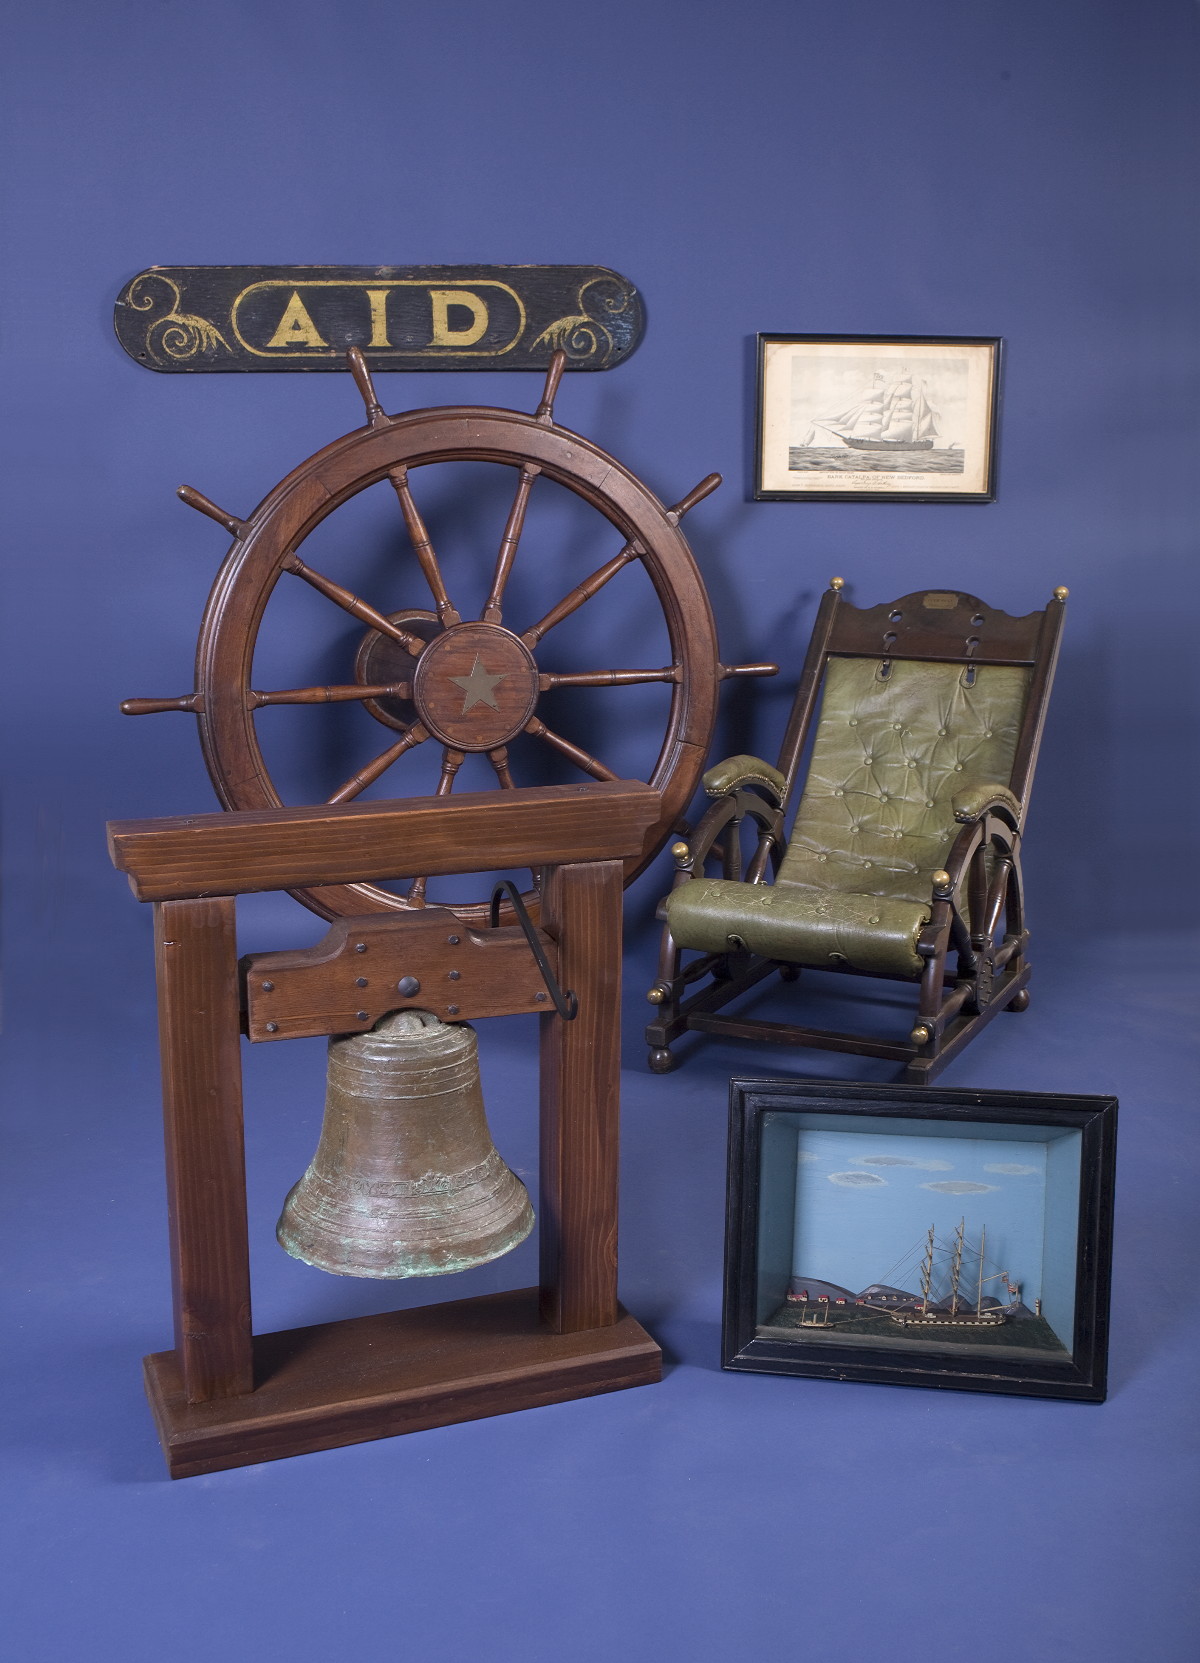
[2, 4, 1197, 1659]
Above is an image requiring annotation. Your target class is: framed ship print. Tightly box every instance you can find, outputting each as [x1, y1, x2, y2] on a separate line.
[754, 335, 1001, 502]
[723, 1079, 1116, 1401]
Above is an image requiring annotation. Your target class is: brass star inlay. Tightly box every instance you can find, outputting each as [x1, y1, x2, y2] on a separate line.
[450, 654, 507, 714]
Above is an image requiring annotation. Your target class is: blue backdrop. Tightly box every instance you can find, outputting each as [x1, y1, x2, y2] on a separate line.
[2, 5, 1197, 1661]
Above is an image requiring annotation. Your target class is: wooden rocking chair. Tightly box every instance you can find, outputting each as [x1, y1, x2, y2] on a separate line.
[645, 580, 1067, 1083]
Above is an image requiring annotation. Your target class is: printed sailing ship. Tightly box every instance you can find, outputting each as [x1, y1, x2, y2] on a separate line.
[787, 1218, 1029, 1329]
[804, 369, 940, 452]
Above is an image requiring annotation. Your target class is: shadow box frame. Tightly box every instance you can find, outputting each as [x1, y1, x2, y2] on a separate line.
[722, 1079, 1116, 1402]
[753, 333, 1002, 503]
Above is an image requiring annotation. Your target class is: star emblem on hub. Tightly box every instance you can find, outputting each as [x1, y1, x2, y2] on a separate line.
[450, 655, 507, 714]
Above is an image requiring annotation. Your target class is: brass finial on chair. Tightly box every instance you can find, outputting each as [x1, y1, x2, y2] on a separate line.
[829, 576, 845, 592]
[910, 1023, 933, 1046]
[672, 841, 691, 864]
[1053, 586, 1069, 602]
[932, 870, 952, 894]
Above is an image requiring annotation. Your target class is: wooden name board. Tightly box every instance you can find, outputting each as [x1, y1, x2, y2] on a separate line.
[114, 265, 645, 373]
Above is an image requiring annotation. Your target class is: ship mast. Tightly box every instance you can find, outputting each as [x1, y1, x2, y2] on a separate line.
[919, 1224, 935, 1314]
[977, 1225, 986, 1315]
[949, 1218, 965, 1314]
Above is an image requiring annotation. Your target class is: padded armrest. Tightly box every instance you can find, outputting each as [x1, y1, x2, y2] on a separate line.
[952, 783, 1021, 826]
[702, 754, 787, 805]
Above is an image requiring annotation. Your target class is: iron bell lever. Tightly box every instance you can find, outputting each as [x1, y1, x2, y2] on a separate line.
[489, 881, 578, 1020]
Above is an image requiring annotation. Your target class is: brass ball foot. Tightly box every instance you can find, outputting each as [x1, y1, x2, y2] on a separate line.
[648, 1047, 679, 1074]
[1009, 988, 1031, 1012]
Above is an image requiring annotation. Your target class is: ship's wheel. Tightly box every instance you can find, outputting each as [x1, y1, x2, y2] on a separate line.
[122, 349, 773, 924]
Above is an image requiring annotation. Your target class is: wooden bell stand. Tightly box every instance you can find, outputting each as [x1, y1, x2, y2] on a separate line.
[108, 780, 663, 1478]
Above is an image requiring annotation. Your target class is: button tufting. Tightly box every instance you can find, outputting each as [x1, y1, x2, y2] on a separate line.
[938, 728, 947, 736]
[834, 788, 843, 797]
[869, 916, 880, 924]
[880, 793, 889, 801]
[863, 860, 873, 868]
[849, 718, 858, 726]
[954, 763, 964, 771]
[817, 853, 827, 862]
[892, 723, 902, 731]
[925, 800, 935, 808]
[985, 730, 993, 738]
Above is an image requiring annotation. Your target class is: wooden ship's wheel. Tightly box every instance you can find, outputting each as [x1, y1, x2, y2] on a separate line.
[123, 349, 773, 923]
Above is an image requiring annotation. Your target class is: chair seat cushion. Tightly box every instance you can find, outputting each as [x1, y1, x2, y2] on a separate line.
[664, 878, 929, 977]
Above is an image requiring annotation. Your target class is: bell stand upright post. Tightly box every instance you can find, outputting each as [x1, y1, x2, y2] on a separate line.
[107, 780, 663, 1478]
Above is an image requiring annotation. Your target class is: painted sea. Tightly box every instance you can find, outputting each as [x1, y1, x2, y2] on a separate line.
[789, 446, 965, 475]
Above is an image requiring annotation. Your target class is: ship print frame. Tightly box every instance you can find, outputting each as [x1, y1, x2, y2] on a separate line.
[723, 1080, 1115, 1400]
[754, 335, 1001, 502]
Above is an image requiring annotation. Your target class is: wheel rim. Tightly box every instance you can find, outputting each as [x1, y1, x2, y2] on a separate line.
[194, 405, 719, 922]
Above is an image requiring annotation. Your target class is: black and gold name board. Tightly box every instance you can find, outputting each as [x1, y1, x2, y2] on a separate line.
[114, 265, 644, 372]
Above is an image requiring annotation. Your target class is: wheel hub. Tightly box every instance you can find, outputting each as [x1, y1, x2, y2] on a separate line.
[412, 622, 539, 750]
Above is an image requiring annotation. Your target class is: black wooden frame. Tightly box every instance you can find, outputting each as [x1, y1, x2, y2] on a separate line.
[753, 334, 1001, 503]
[723, 1079, 1116, 1402]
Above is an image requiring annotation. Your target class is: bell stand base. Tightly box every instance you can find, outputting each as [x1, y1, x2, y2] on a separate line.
[107, 783, 668, 1478]
[144, 1288, 660, 1480]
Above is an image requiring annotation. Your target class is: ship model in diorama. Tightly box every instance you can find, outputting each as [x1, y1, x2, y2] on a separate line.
[802, 368, 945, 451]
[767, 1219, 1067, 1357]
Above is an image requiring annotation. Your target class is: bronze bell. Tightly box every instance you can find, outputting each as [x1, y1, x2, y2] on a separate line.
[277, 1008, 534, 1278]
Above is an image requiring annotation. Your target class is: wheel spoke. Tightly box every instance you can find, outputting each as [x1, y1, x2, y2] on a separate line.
[387, 466, 461, 626]
[121, 693, 205, 715]
[524, 716, 618, 782]
[248, 681, 410, 707]
[327, 722, 429, 805]
[482, 464, 540, 624]
[538, 666, 681, 690]
[520, 540, 643, 649]
[519, 473, 721, 649]
[488, 746, 515, 788]
[406, 748, 464, 906]
[284, 555, 428, 654]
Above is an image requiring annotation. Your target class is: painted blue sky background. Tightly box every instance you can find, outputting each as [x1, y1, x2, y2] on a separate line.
[790, 1125, 1078, 1305]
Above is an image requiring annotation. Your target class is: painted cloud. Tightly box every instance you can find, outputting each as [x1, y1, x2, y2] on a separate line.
[983, 1162, 1038, 1176]
[853, 1154, 953, 1172]
[828, 1171, 888, 1188]
[921, 1179, 998, 1195]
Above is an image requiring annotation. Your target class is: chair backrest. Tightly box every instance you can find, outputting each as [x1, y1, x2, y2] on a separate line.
[771, 586, 1065, 903]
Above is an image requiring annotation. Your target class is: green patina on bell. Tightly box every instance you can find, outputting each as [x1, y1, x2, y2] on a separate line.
[277, 1009, 533, 1279]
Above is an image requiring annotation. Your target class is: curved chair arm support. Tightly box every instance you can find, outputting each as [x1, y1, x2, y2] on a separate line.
[952, 783, 1021, 829]
[702, 754, 787, 808]
[671, 790, 783, 888]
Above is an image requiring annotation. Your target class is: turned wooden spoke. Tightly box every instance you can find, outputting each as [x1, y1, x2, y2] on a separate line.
[482, 464, 540, 624]
[520, 475, 722, 650]
[284, 555, 428, 655]
[249, 681, 410, 708]
[327, 722, 430, 806]
[525, 717, 618, 783]
[538, 666, 682, 690]
[521, 542, 644, 649]
[122, 694, 205, 715]
[124, 681, 415, 715]
[489, 747, 515, 788]
[407, 749, 465, 906]
[177, 485, 244, 536]
[387, 466, 461, 626]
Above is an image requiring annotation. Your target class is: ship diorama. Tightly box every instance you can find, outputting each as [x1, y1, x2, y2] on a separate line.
[765, 1219, 1069, 1357]
[801, 368, 941, 451]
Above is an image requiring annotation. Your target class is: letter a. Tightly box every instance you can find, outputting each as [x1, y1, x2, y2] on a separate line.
[267, 291, 328, 348]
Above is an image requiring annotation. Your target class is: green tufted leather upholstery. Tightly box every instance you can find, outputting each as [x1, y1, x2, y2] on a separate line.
[666, 656, 1031, 977]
